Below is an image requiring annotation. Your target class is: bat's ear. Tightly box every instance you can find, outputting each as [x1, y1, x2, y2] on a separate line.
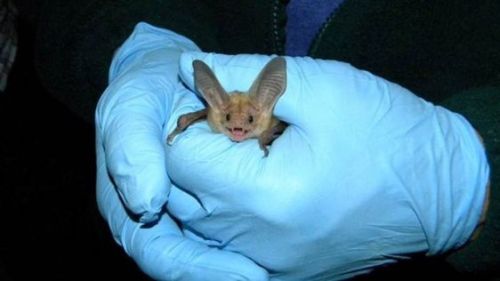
[249, 57, 286, 113]
[193, 60, 229, 110]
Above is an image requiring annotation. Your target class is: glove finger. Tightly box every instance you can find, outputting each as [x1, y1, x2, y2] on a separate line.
[96, 23, 203, 223]
[96, 74, 176, 223]
[166, 184, 210, 222]
[131, 215, 269, 281]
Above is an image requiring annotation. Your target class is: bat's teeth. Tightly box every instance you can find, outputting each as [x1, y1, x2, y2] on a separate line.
[231, 128, 246, 141]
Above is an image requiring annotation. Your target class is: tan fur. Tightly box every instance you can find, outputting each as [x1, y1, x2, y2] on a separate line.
[167, 57, 287, 156]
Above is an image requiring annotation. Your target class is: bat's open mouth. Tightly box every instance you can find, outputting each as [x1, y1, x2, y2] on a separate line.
[227, 127, 249, 142]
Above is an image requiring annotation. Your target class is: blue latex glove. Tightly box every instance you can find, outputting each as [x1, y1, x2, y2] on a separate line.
[95, 22, 268, 281]
[165, 53, 490, 280]
[96, 22, 489, 280]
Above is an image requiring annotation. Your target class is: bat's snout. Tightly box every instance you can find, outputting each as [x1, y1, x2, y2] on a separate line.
[227, 127, 249, 142]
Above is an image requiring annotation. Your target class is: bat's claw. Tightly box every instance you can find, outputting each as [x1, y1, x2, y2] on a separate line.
[259, 141, 269, 157]
[166, 133, 177, 145]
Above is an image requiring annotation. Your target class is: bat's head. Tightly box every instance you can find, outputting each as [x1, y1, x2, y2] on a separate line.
[193, 57, 286, 142]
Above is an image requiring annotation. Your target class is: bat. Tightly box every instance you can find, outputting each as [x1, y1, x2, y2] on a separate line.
[166, 57, 287, 157]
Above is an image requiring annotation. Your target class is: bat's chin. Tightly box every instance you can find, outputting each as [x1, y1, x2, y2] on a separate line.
[226, 127, 250, 142]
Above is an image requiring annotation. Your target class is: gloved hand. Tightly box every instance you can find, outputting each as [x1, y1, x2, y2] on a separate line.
[164, 52, 489, 280]
[96, 22, 488, 281]
[95, 22, 268, 281]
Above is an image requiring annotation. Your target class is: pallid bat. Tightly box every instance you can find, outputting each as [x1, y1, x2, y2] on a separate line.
[167, 57, 287, 156]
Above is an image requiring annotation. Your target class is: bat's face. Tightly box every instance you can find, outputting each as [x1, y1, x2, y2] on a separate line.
[194, 57, 286, 142]
[209, 93, 270, 142]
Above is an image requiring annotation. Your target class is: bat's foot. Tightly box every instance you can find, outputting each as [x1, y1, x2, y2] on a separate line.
[166, 126, 184, 145]
[166, 109, 208, 145]
[258, 121, 287, 157]
[259, 141, 270, 157]
[166, 133, 177, 145]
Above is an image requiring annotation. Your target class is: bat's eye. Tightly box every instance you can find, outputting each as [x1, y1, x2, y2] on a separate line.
[248, 115, 254, 124]
[226, 114, 231, 121]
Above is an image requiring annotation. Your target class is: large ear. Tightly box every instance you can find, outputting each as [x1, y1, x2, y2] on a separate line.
[193, 60, 229, 110]
[248, 57, 287, 112]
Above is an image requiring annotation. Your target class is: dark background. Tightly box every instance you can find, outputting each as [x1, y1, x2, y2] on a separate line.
[0, 1, 148, 279]
[0, 1, 498, 280]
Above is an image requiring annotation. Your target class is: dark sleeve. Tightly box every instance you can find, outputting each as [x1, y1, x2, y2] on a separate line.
[35, 0, 286, 123]
[441, 85, 500, 275]
[0, 0, 17, 93]
[310, 0, 500, 103]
